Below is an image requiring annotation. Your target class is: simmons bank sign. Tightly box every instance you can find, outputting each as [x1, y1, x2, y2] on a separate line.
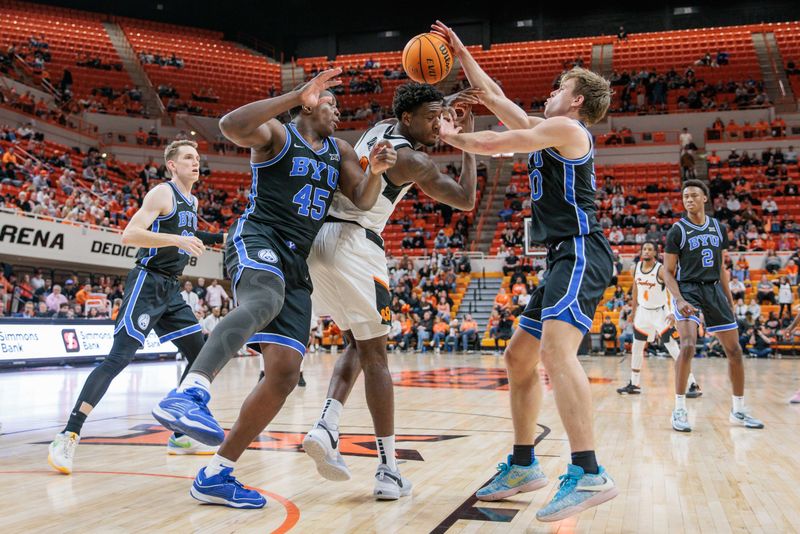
[0, 211, 223, 278]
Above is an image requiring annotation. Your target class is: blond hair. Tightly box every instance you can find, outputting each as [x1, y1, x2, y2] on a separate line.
[163, 139, 198, 171]
[559, 68, 612, 126]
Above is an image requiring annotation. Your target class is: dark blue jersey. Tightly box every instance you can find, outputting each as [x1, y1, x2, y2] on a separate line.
[135, 181, 198, 276]
[665, 215, 729, 283]
[527, 119, 601, 245]
[236, 122, 341, 258]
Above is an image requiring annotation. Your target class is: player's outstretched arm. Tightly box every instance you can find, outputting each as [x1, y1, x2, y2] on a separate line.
[219, 68, 342, 151]
[336, 139, 397, 210]
[439, 115, 579, 156]
[121, 185, 205, 256]
[431, 20, 542, 130]
[404, 110, 476, 211]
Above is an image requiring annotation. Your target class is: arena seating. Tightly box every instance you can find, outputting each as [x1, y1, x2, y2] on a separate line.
[0, 1, 133, 107]
[119, 18, 281, 117]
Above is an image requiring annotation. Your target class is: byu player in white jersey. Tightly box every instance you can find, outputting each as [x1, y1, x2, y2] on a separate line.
[617, 241, 700, 396]
[303, 83, 479, 499]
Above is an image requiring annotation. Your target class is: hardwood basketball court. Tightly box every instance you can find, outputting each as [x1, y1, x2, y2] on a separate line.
[1, 352, 798, 533]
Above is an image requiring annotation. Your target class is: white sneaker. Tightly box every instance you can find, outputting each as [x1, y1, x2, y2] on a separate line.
[374, 464, 412, 500]
[671, 408, 692, 432]
[302, 421, 351, 481]
[729, 410, 765, 429]
[167, 433, 218, 455]
[48, 431, 80, 474]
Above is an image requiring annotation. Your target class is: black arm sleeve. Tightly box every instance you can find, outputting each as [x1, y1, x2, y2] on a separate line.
[196, 231, 224, 246]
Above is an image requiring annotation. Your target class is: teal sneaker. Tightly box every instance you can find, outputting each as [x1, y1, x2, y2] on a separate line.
[536, 464, 618, 522]
[475, 454, 549, 501]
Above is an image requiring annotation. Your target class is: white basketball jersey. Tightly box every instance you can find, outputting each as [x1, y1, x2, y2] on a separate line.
[635, 261, 668, 309]
[327, 121, 414, 233]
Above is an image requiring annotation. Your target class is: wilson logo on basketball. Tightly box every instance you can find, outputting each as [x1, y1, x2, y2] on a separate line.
[56, 424, 465, 461]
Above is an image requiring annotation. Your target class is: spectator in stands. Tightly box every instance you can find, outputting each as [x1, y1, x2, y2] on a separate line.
[14, 301, 36, 318]
[434, 230, 450, 249]
[617, 26, 627, 41]
[45, 284, 68, 312]
[679, 128, 694, 150]
[735, 298, 748, 321]
[416, 310, 434, 352]
[761, 196, 778, 216]
[680, 149, 696, 179]
[503, 249, 520, 275]
[777, 276, 794, 319]
[764, 250, 782, 274]
[458, 313, 478, 352]
[494, 287, 510, 312]
[388, 314, 403, 349]
[748, 325, 775, 358]
[180, 280, 200, 312]
[784, 146, 797, 164]
[431, 316, 449, 352]
[756, 275, 776, 304]
[204, 279, 228, 310]
[201, 307, 221, 339]
[730, 277, 746, 301]
[490, 309, 514, 353]
[601, 315, 618, 354]
[608, 226, 624, 245]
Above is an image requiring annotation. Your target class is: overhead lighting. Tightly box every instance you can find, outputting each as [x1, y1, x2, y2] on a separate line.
[381, 31, 400, 38]
[190, 130, 196, 136]
[101, 152, 107, 158]
[516, 19, 533, 28]
[674, 6, 697, 15]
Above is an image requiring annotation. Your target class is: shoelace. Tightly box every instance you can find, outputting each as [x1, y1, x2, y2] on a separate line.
[495, 461, 511, 476]
[222, 472, 246, 490]
[553, 472, 581, 500]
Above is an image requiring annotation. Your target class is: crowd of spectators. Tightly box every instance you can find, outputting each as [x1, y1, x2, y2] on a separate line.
[706, 116, 788, 141]
[139, 51, 184, 69]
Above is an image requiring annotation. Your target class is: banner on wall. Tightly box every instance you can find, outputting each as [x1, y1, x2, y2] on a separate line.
[0, 319, 178, 364]
[0, 211, 224, 278]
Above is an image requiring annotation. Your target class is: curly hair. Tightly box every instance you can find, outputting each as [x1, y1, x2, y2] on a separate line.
[392, 83, 444, 119]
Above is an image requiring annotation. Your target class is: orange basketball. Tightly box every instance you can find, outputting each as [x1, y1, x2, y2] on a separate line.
[402, 33, 453, 84]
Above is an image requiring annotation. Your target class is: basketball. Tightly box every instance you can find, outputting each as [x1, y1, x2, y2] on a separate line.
[402, 32, 453, 84]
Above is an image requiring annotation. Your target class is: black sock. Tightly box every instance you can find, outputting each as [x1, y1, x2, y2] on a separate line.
[64, 410, 87, 435]
[571, 450, 599, 474]
[512, 444, 535, 466]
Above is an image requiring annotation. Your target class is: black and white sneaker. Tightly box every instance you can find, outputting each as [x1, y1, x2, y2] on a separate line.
[374, 464, 412, 500]
[686, 383, 702, 398]
[616, 382, 641, 395]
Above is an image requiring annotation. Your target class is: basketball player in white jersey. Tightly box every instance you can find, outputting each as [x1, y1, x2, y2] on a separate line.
[616, 241, 701, 396]
[303, 83, 479, 499]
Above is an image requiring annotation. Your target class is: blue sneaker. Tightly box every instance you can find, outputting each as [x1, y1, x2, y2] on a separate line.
[190, 467, 266, 509]
[476, 455, 549, 501]
[152, 388, 225, 446]
[536, 464, 618, 522]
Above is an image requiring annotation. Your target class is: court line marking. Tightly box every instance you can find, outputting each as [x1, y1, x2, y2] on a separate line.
[0, 470, 300, 533]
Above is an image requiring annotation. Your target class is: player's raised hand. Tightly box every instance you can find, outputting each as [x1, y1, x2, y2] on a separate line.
[297, 68, 342, 108]
[438, 111, 462, 140]
[430, 20, 467, 57]
[368, 140, 397, 175]
[175, 235, 205, 257]
[445, 87, 484, 108]
[675, 298, 697, 318]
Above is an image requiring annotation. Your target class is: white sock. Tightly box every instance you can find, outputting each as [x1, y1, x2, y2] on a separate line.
[178, 372, 211, 393]
[631, 370, 641, 387]
[675, 394, 686, 411]
[376, 435, 397, 470]
[732, 395, 745, 413]
[320, 398, 342, 430]
[205, 453, 235, 477]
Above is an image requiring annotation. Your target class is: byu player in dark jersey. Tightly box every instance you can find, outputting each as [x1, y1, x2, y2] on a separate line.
[433, 20, 617, 522]
[662, 180, 764, 432]
[153, 68, 397, 509]
[48, 140, 225, 474]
